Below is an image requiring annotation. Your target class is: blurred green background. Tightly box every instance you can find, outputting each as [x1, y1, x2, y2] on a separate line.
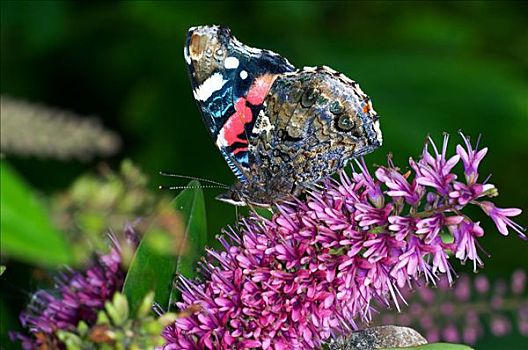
[1, 1, 527, 349]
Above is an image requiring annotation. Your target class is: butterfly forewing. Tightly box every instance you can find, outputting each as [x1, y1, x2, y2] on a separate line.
[184, 26, 294, 182]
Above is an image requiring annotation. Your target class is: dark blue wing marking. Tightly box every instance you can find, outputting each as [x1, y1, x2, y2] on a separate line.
[204, 87, 234, 134]
[220, 149, 248, 183]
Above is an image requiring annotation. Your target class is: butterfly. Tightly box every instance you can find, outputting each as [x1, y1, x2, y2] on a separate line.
[184, 25, 382, 207]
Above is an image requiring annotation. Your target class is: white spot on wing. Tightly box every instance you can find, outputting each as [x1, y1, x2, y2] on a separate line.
[373, 120, 383, 145]
[303, 66, 317, 72]
[283, 69, 301, 77]
[252, 110, 274, 135]
[245, 46, 262, 54]
[193, 72, 227, 102]
[353, 84, 366, 96]
[240, 70, 248, 79]
[216, 130, 228, 148]
[224, 56, 239, 69]
[321, 65, 337, 74]
[339, 73, 354, 84]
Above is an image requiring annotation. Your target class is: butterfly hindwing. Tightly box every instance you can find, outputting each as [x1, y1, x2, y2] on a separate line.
[248, 67, 382, 189]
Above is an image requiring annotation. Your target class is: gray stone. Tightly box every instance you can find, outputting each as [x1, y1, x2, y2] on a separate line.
[328, 325, 428, 350]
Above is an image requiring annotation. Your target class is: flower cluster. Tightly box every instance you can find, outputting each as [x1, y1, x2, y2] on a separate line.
[11, 233, 129, 350]
[162, 133, 525, 349]
[377, 270, 528, 345]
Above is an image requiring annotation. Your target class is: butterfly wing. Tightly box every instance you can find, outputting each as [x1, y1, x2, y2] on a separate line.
[241, 66, 383, 204]
[184, 26, 295, 183]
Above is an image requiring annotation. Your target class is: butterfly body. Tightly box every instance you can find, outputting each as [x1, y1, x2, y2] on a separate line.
[185, 26, 382, 206]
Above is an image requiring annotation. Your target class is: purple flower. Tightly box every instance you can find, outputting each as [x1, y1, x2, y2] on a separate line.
[480, 201, 526, 239]
[375, 163, 423, 205]
[447, 133, 496, 207]
[413, 134, 460, 196]
[354, 202, 393, 228]
[450, 220, 484, 270]
[388, 215, 417, 241]
[415, 214, 464, 243]
[11, 231, 137, 350]
[161, 134, 525, 349]
[456, 134, 487, 185]
[350, 158, 384, 208]
[449, 181, 495, 206]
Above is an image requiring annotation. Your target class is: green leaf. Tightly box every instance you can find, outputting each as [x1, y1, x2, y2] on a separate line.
[171, 180, 207, 277]
[382, 343, 474, 350]
[0, 161, 73, 266]
[105, 292, 129, 326]
[56, 330, 82, 350]
[168, 179, 207, 309]
[253, 206, 273, 220]
[122, 180, 206, 314]
[137, 291, 155, 318]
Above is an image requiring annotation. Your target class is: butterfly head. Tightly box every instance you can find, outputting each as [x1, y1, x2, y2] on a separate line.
[215, 189, 247, 207]
[215, 182, 281, 208]
[215, 183, 254, 207]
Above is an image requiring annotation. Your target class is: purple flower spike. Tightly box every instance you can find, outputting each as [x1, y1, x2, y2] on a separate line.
[162, 134, 525, 349]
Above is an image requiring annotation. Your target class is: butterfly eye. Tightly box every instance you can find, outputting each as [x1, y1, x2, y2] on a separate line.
[336, 114, 355, 132]
[301, 87, 318, 108]
[329, 100, 344, 115]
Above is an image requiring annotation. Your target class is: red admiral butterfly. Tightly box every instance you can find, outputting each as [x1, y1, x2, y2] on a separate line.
[185, 25, 382, 206]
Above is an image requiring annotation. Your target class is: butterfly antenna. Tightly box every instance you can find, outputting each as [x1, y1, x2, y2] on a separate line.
[159, 184, 228, 191]
[159, 171, 228, 188]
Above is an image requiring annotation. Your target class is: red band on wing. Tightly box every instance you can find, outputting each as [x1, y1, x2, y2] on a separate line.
[216, 97, 251, 148]
[216, 74, 277, 151]
[233, 146, 248, 155]
[246, 74, 277, 106]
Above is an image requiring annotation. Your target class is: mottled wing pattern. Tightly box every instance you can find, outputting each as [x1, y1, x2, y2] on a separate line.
[184, 26, 294, 182]
[240, 66, 382, 205]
